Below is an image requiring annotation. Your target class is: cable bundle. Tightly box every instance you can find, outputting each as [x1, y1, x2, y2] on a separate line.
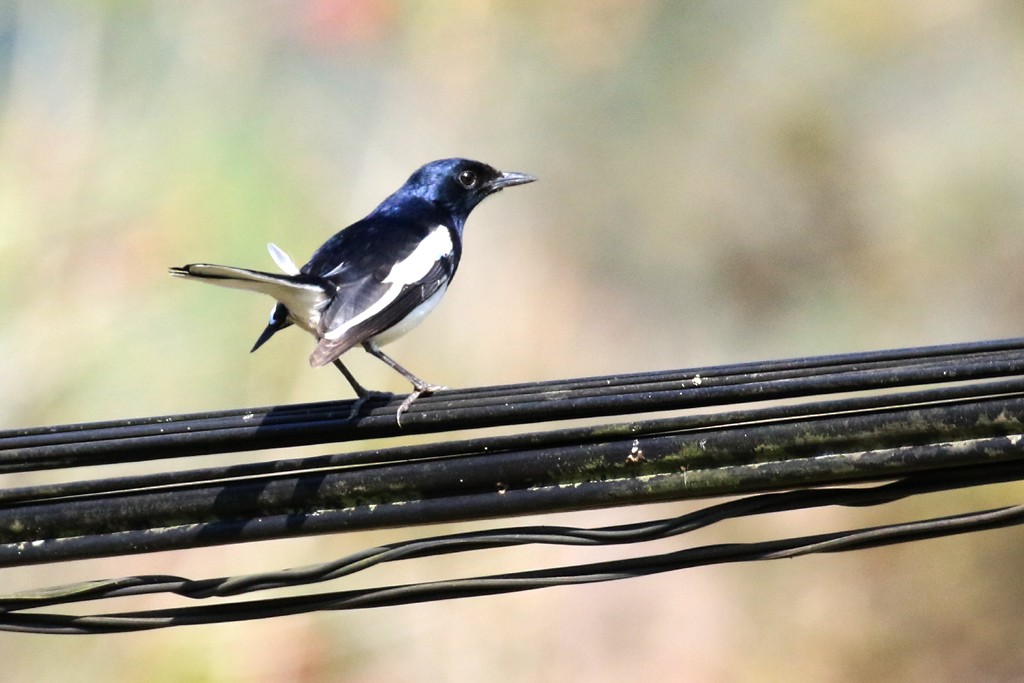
[1, 338, 1023, 632]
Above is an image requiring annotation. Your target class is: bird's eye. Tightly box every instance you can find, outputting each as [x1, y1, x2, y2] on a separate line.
[458, 170, 478, 189]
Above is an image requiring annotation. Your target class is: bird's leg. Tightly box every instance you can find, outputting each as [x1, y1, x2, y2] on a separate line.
[362, 342, 446, 393]
[332, 359, 391, 421]
[362, 342, 446, 424]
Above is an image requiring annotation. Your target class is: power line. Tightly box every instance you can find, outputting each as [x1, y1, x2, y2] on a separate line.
[1, 338, 1023, 632]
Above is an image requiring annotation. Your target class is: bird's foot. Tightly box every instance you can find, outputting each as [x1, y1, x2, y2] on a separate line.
[344, 390, 394, 422]
[395, 383, 446, 426]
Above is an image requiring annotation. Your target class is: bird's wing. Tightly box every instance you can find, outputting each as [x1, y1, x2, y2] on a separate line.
[308, 224, 456, 367]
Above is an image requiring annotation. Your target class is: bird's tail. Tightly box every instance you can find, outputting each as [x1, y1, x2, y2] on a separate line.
[169, 264, 330, 329]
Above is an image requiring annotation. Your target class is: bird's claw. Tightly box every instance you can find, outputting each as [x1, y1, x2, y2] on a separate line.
[343, 390, 394, 422]
[395, 384, 446, 427]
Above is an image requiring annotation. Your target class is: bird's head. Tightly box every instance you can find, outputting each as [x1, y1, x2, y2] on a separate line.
[392, 158, 535, 223]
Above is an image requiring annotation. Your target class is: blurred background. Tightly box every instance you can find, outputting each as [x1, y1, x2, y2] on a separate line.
[2, 0, 1024, 680]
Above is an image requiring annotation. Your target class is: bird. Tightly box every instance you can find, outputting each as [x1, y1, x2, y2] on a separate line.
[170, 158, 535, 422]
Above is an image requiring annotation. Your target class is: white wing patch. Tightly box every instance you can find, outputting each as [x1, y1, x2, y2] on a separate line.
[384, 226, 453, 285]
[268, 243, 300, 275]
[323, 226, 452, 342]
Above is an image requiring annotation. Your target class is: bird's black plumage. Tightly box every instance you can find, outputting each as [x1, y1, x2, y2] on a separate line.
[171, 158, 535, 421]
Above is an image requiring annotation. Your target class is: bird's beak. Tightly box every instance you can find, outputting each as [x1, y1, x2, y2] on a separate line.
[489, 171, 537, 191]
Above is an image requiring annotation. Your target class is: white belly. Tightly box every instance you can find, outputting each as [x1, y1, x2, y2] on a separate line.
[370, 284, 449, 347]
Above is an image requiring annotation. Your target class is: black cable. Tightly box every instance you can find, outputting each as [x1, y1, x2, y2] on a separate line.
[2, 374, 1023, 510]
[1, 399, 1021, 566]
[1, 470, 1022, 634]
[3, 338, 1024, 472]
[1, 337, 1023, 633]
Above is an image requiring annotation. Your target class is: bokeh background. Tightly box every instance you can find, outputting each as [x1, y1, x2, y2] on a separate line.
[2, 1, 1024, 680]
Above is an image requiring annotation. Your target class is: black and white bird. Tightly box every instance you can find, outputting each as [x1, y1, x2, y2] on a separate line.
[171, 158, 535, 420]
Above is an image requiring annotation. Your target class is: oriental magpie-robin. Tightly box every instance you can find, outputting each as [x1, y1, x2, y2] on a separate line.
[171, 158, 535, 421]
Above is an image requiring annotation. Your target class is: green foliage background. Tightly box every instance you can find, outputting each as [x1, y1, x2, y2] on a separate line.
[2, 2, 1023, 680]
